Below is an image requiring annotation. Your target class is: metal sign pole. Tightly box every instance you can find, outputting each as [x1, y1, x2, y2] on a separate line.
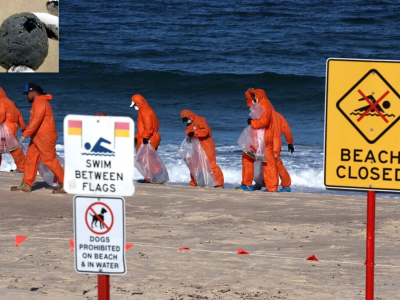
[98, 274, 110, 300]
[365, 190, 375, 300]
[96, 113, 110, 300]
[96, 112, 111, 300]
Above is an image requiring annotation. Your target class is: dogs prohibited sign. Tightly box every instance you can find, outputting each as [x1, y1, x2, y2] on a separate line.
[74, 195, 126, 275]
[325, 58, 400, 192]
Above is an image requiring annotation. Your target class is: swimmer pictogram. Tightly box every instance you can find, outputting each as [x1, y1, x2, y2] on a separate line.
[351, 90, 394, 123]
[337, 69, 400, 144]
[82, 137, 115, 157]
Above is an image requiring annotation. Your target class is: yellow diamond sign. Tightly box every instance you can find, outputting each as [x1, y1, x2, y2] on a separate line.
[325, 59, 400, 192]
[337, 69, 400, 144]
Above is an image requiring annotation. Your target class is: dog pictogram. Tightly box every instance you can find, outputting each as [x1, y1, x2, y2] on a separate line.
[90, 207, 108, 229]
[85, 203, 114, 235]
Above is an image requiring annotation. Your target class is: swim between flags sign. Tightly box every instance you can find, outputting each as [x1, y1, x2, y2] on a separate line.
[64, 115, 135, 196]
[324, 58, 400, 192]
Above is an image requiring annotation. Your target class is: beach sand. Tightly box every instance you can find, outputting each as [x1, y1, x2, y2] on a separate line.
[0, 171, 399, 299]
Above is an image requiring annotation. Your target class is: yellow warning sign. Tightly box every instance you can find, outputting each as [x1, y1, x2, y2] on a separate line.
[325, 59, 400, 192]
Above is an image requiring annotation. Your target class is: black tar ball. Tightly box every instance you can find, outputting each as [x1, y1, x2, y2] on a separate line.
[0, 13, 49, 70]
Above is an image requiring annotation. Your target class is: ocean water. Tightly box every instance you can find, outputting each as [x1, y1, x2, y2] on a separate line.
[1, 0, 400, 196]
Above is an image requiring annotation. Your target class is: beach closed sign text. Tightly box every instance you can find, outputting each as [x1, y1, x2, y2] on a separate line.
[324, 58, 400, 192]
[64, 115, 135, 196]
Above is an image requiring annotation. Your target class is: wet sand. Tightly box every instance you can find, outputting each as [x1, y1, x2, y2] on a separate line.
[0, 171, 400, 299]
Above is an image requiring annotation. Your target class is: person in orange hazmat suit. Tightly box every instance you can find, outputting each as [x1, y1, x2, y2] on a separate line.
[0, 87, 26, 172]
[10, 83, 65, 193]
[239, 88, 279, 192]
[253, 110, 294, 192]
[130, 94, 161, 183]
[180, 109, 224, 188]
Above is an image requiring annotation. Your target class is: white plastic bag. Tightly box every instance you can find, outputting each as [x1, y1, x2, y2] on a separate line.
[0, 123, 20, 154]
[38, 154, 65, 187]
[249, 102, 264, 120]
[237, 103, 266, 161]
[135, 144, 169, 184]
[178, 137, 216, 187]
[238, 127, 266, 161]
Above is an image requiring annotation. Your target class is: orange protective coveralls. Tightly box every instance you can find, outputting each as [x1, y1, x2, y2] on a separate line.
[0, 87, 26, 171]
[132, 94, 161, 152]
[180, 109, 224, 187]
[242, 89, 279, 192]
[22, 94, 64, 186]
[274, 112, 293, 188]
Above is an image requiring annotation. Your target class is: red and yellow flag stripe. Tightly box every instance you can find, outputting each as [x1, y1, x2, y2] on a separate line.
[68, 120, 82, 135]
[115, 122, 129, 137]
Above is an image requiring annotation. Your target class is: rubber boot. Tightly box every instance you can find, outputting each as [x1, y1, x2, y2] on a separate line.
[238, 184, 254, 191]
[278, 186, 291, 192]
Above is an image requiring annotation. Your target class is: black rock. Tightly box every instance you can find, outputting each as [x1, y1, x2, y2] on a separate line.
[0, 13, 49, 70]
[46, 0, 59, 17]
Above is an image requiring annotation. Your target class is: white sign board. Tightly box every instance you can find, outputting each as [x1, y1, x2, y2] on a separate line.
[74, 195, 126, 275]
[64, 115, 134, 196]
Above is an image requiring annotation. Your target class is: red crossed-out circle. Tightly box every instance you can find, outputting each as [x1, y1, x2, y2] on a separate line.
[357, 89, 390, 123]
[85, 203, 114, 235]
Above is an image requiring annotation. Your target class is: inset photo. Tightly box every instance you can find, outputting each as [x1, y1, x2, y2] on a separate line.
[0, 0, 59, 73]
